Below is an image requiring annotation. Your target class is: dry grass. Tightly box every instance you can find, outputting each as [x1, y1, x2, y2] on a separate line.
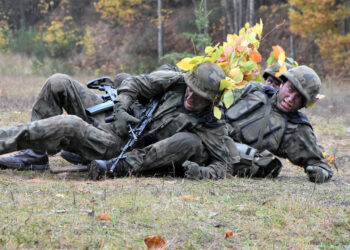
[0, 55, 349, 249]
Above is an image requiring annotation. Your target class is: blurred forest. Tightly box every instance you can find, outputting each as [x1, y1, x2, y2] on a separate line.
[0, 0, 349, 77]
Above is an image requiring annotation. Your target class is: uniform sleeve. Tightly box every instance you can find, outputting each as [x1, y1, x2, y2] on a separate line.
[278, 123, 333, 174]
[116, 71, 185, 105]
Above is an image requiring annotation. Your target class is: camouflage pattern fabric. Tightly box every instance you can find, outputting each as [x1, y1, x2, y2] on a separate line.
[224, 82, 333, 177]
[0, 73, 122, 160]
[115, 70, 239, 176]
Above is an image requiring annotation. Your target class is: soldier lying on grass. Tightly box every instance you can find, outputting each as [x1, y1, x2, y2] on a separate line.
[0, 63, 239, 180]
[184, 65, 333, 183]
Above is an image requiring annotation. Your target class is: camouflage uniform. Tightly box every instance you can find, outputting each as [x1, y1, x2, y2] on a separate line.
[0, 73, 122, 160]
[88, 63, 240, 179]
[190, 66, 333, 183]
[107, 66, 239, 176]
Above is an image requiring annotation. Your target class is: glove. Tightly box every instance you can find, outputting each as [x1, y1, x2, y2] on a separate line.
[183, 161, 201, 179]
[113, 103, 140, 137]
[305, 165, 331, 183]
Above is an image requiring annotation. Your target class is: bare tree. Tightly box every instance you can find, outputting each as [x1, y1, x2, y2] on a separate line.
[238, 0, 242, 29]
[248, 0, 254, 25]
[157, 0, 163, 64]
[223, 0, 233, 33]
[232, 0, 239, 33]
[289, 3, 295, 59]
[204, 0, 208, 34]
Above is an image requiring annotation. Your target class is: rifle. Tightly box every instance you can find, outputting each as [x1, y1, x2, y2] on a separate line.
[85, 77, 117, 117]
[109, 98, 161, 174]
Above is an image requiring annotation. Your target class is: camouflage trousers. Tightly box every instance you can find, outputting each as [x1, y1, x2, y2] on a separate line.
[124, 132, 209, 176]
[0, 73, 122, 160]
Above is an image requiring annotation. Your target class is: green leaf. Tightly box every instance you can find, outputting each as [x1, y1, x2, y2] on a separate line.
[213, 106, 222, 119]
[220, 79, 231, 91]
[189, 56, 204, 65]
[232, 71, 244, 83]
[267, 52, 275, 66]
[222, 89, 234, 109]
[240, 60, 256, 71]
[286, 57, 294, 64]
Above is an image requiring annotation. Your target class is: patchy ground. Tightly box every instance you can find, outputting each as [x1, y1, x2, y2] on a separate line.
[0, 59, 349, 248]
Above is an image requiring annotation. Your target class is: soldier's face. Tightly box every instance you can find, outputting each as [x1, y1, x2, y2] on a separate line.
[265, 76, 281, 90]
[277, 81, 304, 113]
[184, 87, 210, 111]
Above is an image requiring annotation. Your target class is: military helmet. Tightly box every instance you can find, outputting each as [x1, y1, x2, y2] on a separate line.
[263, 62, 293, 82]
[280, 65, 321, 107]
[113, 72, 131, 88]
[184, 62, 225, 102]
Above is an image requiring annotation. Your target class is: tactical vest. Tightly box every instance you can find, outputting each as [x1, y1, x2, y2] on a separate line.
[225, 89, 312, 154]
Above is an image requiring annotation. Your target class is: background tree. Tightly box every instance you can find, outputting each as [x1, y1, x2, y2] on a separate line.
[289, 0, 350, 73]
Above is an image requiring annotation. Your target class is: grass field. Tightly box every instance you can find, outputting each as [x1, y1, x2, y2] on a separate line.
[0, 54, 349, 249]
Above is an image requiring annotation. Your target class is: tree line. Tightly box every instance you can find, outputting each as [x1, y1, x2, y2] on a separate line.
[0, 0, 349, 76]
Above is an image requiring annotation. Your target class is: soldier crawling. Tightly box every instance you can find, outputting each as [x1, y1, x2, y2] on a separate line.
[184, 65, 334, 183]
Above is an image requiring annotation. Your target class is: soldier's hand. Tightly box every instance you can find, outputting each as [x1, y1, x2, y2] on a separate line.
[183, 161, 201, 179]
[113, 103, 139, 137]
[305, 165, 331, 183]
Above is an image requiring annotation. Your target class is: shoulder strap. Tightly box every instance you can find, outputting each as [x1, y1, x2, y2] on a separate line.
[255, 94, 272, 149]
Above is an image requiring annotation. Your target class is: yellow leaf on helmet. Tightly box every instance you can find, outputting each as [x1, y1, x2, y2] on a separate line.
[228, 67, 241, 79]
[245, 22, 250, 29]
[278, 52, 286, 66]
[322, 152, 326, 157]
[222, 89, 234, 108]
[213, 106, 222, 119]
[227, 34, 237, 45]
[239, 27, 245, 35]
[294, 60, 299, 66]
[205, 46, 214, 54]
[176, 58, 193, 71]
[220, 78, 231, 91]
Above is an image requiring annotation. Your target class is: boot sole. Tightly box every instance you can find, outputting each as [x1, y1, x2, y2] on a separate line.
[0, 161, 49, 171]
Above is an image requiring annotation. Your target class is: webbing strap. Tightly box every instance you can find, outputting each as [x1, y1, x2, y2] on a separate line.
[255, 96, 272, 149]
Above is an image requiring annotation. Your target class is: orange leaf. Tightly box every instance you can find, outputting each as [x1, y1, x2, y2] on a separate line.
[144, 235, 166, 249]
[249, 50, 262, 62]
[97, 213, 111, 220]
[179, 195, 197, 201]
[79, 190, 90, 194]
[236, 46, 246, 52]
[272, 45, 285, 59]
[217, 53, 227, 63]
[327, 155, 335, 164]
[234, 35, 244, 48]
[224, 46, 234, 57]
[225, 232, 234, 238]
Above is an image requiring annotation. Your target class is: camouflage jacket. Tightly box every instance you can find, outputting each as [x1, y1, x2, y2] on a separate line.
[225, 83, 332, 174]
[115, 70, 239, 169]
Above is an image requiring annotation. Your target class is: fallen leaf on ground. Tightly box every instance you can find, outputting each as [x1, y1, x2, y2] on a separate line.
[225, 232, 234, 238]
[144, 235, 166, 249]
[79, 190, 91, 194]
[179, 195, 198, 201]
[98, 213, 111, 220]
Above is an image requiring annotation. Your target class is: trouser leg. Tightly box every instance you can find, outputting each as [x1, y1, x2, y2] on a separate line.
[31, 73, 103, 123]
[124, 132, 208, 175]
[0, 115, 121, 160]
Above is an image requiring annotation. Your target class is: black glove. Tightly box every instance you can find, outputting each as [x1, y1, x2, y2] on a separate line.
[305, 165, 331, 183]
[113, 103, 139, 137]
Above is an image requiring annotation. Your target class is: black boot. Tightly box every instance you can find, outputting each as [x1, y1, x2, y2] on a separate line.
[0, 149, 49, 171]
[60, 150, 90, 165]
[88, 159, 133, 181]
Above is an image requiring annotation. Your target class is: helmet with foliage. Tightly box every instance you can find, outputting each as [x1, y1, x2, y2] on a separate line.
[280, 65, 321, 107]
[184, 62, 225, 102]
[263, 62, 292, 82]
